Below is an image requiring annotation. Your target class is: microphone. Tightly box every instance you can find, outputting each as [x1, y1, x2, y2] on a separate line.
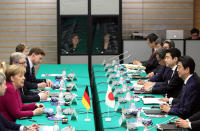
[107, 50, 128, 61]
[102, 50, 129, 65]
[104, 54, 131, 71]
[116, 54, 132, 63]
[148, 117, 176, 131]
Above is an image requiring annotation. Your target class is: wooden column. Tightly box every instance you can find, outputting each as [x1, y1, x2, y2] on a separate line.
[194, 0, 200, 29]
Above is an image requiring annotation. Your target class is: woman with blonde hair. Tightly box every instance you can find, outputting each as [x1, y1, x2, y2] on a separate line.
[0, 65, 44, 122]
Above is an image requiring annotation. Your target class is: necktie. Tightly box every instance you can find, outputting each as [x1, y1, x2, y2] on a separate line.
[31, 66, 35, 76]
[149, 49, 154, 61]
[168, 69, 173, 84]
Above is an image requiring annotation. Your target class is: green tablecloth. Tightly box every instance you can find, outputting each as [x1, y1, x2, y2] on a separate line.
[16, 64, 95, 131]
[92, 64, 178, 131]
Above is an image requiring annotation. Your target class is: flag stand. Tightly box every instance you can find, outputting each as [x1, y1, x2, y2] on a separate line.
[105, 106, 111, 121]
[84, 110, 91, 122]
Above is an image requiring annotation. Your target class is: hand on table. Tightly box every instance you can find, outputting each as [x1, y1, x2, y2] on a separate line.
[35, 103, 45, 109]
[33, 107, 44, 116]
[142, 82, 154, 91]
[137, 79, 145, 85]
[160, 104, 170, 113]
[24, 124, 39, 131]
[133, 60, 142, 66]
[146, 72, 154, 78]
[175, 118, 190, 128]
[158, 97, 169, 102]
[38, 82, 47, 88]
[46, 79, 54, 87]
[39, 92, 49, 101]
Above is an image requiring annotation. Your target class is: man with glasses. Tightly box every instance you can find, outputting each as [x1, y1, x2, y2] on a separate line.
[10, 52, 49, 103]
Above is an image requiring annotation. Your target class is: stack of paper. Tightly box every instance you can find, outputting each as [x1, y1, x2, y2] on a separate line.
[142, 98, 166, 105]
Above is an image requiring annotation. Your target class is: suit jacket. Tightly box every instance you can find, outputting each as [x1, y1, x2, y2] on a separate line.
[152, 68, 184, 98]
[0, 82, 35, 122]
[188, 111, 200, 130]
[141, 51, 159, 74]
[24, 80, 38, 90]
[0, 113, 21, 131]
[152, 65, 162, 74]
[20, 87, 40, 103]
[25, 57, 46, 84]
[168, 75, 200, 119]
[149, 66, 172, 87]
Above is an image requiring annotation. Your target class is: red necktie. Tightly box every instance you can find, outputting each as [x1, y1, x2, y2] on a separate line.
[149, 49, 154, 61]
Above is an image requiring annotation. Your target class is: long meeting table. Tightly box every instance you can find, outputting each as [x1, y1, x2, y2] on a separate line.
[16, 64, 95, 131]
[92, 64, 179, 131]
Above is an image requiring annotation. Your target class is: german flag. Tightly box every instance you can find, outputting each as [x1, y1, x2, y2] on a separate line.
[81, 85, 91, 110]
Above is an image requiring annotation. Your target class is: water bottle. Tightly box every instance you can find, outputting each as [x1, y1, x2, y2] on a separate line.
[53, 121, 59, 131]
[130, 102, 135, 110]
[136, 109, 142, 124]
[60, 79, 65, 90]
[122, 83, 127, 92]
[119, 77, 123, 84]
[62, 69, 66, 80]
[58, 89, 64, 103]
[126, 91, 131, 102]
[56, 102, 62, 117]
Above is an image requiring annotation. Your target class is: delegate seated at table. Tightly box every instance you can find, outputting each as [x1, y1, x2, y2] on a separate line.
[0, 72, 39, 131]
[25, 47, 53, 89]
[10, 52, 49, 103]
[0, 65, 44, 122]
[175, 110, 200, 130]
[160, 56, 200, 119]
[133, 33, 159, 73]
[139, 48, 183, 98]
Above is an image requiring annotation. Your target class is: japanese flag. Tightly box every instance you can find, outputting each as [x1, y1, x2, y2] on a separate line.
[105, 85, 115, 108]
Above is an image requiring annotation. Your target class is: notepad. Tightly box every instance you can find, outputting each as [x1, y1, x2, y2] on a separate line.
[41, 74, 62, 77]
[142, 98, 166, 105]
[134, 90, 150, 94]
[39, 126, 54, 131]
[144, 110, 166, 115]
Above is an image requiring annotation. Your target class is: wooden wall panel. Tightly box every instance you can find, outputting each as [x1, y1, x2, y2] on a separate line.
[194, 0, 200, 29]
[122, 0, 193, 39]
[0, 0, 57, 65]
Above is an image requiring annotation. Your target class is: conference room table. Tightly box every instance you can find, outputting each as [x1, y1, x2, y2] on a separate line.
[92, 64, 179, 131]
[16, 64, 95, 131]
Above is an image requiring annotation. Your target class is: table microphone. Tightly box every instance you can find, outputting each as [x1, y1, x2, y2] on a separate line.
[148, 117, 176, 131]
[107, 50, 128, 61]
[102, 50, 129, 65]
[116, 54, 132, 63]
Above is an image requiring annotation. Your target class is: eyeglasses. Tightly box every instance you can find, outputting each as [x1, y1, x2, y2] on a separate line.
[17, 62, 26, 65]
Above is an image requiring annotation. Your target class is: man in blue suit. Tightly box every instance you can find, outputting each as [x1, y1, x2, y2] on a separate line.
[142, 48, 183, 98]
[160, 56, 200, 119]
[0, 72, 39, 131]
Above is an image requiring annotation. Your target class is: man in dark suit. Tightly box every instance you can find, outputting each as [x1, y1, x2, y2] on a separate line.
[25, 47, 53, 88]
[160, 56, 200, 119]
[138, 48, 170, 85]
[10, 52, 49, 103]
[0, 72, 39, 131]
[142, 48, 183, 98]
[133, 33, 159, 73]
